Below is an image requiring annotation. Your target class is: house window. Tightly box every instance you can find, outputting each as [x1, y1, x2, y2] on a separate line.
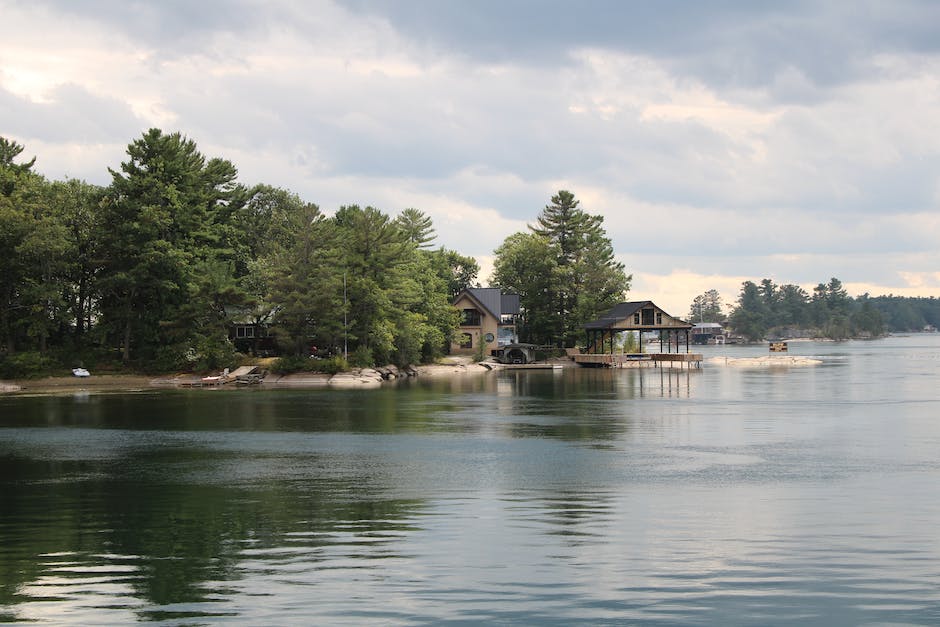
[656, 312, 663, 325]
[459, 332, 472, 349]
[634, 313, 640, 324]
[498, 327, 517, 346]
[236, 325, 255, 338]
[642, 308, 655, 325]
[461, 308, 481, 326]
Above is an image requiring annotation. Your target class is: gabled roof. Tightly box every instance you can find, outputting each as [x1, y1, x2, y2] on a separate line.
[453, 287, 520, 320]
[584, 300, 692, 330]
[693, 322, 724, 330]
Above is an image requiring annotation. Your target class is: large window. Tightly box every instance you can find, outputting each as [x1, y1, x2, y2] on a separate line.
[461, 308, 481, 326]
[642, 308, 655, 325]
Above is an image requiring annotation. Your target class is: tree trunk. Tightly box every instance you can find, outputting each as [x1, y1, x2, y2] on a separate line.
[123, 319, 132, 362]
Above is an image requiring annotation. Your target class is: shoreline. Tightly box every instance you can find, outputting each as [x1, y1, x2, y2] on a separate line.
[0, 357, 515, 395]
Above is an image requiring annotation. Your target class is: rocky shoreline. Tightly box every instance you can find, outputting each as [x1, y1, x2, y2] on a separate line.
[0, 357, 502, 394]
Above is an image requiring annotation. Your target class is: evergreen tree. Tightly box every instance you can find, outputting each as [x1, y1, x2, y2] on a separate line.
[728, 281, 768, 341]
[498, 190, 630, 346]
[776, 284, 810, 327]
[0, 137, 49, 353]
[688, 289, 726, 323]
[268, 203, 343, 355]
[394, 208, 436, 248]
[98, 129, 245, 366]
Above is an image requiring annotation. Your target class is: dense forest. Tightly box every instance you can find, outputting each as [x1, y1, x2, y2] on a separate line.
[1, 131, 630, 377]
[0, 131, 480, 376]
[692, 279, 940, 342]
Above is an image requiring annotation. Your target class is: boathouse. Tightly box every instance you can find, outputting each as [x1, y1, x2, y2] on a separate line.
[574, 301, 702, 368]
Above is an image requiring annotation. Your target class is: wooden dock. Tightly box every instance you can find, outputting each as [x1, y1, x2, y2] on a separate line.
[498, 363, 563, 370]
[572, 353, 703, 369]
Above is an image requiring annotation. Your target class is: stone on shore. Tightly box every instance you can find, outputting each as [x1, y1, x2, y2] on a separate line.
[328, 369, 383, 388]
[268, 373, 332, 387]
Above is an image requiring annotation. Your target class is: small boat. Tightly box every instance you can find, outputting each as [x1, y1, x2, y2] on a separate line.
[72, 367, 91, 377]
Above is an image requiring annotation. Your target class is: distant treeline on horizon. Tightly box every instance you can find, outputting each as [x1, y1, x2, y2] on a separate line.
[703, 279, 940, 342]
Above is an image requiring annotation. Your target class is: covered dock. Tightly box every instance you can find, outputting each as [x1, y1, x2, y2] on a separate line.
[573, 301, 703, 368]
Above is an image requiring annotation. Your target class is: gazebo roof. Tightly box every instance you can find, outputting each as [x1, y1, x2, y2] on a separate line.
[583, 300, 693, 331]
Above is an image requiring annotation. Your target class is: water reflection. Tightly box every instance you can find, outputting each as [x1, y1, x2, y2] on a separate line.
[3, 336, 940, 623]
[1, 462, 429, 624]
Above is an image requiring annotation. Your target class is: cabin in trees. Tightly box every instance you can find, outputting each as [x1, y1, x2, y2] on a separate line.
[451, 288, 520, 355]
[229, 322, 276, 356]
[576, 301, 697, 366]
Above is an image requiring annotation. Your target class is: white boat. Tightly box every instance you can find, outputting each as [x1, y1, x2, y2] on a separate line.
[72, 367, 90, 377]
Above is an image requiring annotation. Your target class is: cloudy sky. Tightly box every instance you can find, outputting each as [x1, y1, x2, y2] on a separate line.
[3, 0, 940, 315]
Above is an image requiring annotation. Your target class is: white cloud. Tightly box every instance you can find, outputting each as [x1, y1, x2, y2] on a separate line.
[2, 0, 940, 308]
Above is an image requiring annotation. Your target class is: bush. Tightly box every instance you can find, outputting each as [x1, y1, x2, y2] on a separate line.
[0, 351, 60, 379]
[312, 355, 348, 374]
[270, 354, 350, 375]
[349, 345, 374, 368]
[270, 354, 310, 374]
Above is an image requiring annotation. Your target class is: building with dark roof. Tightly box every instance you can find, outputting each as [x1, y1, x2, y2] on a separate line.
[450, 288, 520, 355]
[582, 300, 693, 354]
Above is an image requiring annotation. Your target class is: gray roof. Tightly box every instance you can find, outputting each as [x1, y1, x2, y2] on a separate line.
[693, 322, 724, 330]
[461, 288, 520, 319]
[583, 300, 692, 330]
[583, 301, 650, 329]
[499, 293, 520, 315]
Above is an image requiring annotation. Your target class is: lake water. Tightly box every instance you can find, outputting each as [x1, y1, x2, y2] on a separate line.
[2, 335, 940, 625]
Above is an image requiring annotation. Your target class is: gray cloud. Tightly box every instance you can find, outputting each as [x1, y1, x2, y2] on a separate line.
[4, 0, 940, 309]
[0, 83, 143, 144]
[343, 0, 940, 91]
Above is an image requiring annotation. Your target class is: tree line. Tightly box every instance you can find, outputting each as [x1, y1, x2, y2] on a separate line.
[0, 131, 479, 375]
[693, 278, 940, 341]
[2, 131, 632, 376]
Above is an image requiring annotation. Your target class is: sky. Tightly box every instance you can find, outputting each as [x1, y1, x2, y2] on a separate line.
[3, 0, 940, 316]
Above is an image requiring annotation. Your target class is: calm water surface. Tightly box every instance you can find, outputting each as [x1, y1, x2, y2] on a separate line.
[2, 335, 940, 625]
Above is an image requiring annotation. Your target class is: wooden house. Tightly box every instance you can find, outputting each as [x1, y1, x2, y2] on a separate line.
[583, 300, 693, 354]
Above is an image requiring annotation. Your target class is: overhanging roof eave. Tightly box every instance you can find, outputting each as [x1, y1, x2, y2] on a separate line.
[583, 323, 694, 331]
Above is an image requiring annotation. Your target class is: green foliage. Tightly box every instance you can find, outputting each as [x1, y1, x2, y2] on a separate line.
[270, 355, 310, 374]
[315, 356, 349, 374]
[494, 190, 630, 347]
[868, 295, 938, 331]
[473, 333, 488, 362]
[349, 345, 374, 368]
[493, 231, 559, 343]
[620, 331, 640, 353]
[0, 351, 59, 379]
[427, 248, 479, 298]
[97, 129, 247, 365]
[688, 289, 726, 323]
[394, 208, 436, 248]
[728, 277, 887, 340]
[270, 354, 348, 375]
